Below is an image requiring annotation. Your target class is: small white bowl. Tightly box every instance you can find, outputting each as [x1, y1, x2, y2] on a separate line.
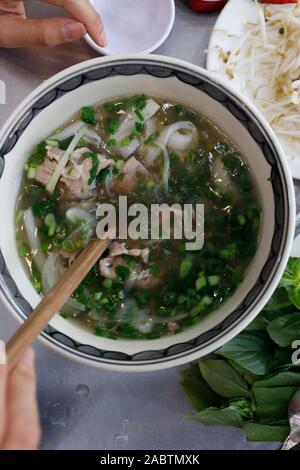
[85, 0, 175, 55]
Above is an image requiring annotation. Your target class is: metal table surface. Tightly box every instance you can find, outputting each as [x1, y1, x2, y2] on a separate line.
[0, 0, 293, 451]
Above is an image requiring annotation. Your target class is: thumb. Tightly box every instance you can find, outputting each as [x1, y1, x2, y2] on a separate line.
[2, 348, 40, 450]
[0, 16, 86, 48]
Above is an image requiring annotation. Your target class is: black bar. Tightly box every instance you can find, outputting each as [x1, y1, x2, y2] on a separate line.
[0, 449, 300, 467]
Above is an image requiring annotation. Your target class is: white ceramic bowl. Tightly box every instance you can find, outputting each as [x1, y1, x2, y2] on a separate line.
[0, 55, 295, 371]
[85, 0, 175, 55]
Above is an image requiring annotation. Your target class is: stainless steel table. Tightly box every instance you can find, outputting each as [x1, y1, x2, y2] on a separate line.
[0, 0, 287, 450]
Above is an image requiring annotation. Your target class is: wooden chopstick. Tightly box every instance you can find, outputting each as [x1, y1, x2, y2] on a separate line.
[6, 237, 111, 372]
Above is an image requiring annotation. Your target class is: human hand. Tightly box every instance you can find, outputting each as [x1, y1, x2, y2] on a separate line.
[0, 0, 107, 48]
[0, 347, 41, 450]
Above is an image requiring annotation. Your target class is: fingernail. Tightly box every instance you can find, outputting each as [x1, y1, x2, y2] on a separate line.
[63, 22, 85, 42]
[99, 31, 108, 47]
[20, 348, 35, 368]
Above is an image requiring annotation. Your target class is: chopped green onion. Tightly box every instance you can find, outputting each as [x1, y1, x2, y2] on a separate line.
[121, 137, 130, 147]
[202, 296, 212, 306]
[146, 180, 155, 189]
[94, 292, 103, 301]
[76, 137, 86, 148]
[81, 106, 97, 125]
[30, 266, 42, 293]
[41, 241, 51, 253]
[103, 278, 112, 289]
[108, 116, 120, 134]
[32, 200, 56, 218]
[27, 154, 44, 168]
[62, 239, 75, 252]
[196, 276, 207, 291]
[238, 214, 246, 226]
[134, 122, 143, 135]
[145, 131, 159, 145]
[115, 160, 125, 172]
[75, 240, 83, 249]
[207, 275, 220, 286]
[45, 139, 59, 148]
[19, 243, 30, 257]
[84, 151, 99, 185]
[174, 104, 185, 117]
[15, 210, 24, 225]
[37, 141, 47, 157]
[45, 213, 56, 237]
[180, 257, 193, 279]
[150, 266, 159, 277]
[135, 109, 144, 122]
[27, 166, 36, 179]
[107, 138, 117, 147]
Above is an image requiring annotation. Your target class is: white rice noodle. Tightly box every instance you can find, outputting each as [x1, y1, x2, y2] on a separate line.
[118, 138, 140, 159]
[66, 208, 95, 244]
[42, 252, 85, 313]
[113, 99, 160, 144]
[23, 208, 46, 273]
[142, 99, 161, 121]
[132, 315, 153, 334]
[168, 131, 194, 152]
[144, 121, 197, 166]
[144, 146, 161, 166]
[157, 121, 197, 148]
[212, 158, 232, 189]
[114, 114, 136, 143]
[66, 207, 95, 226]
[49, 121, 84, 141]
[83, 128, 102, 145]
[144, 117, 156, 139]
[46, 125, 87, 194]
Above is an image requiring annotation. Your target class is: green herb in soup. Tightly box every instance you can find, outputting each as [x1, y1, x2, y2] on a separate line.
[15, 96, 261, 340]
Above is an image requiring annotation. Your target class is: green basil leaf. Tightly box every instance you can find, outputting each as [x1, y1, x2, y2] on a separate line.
[217, 332, 273, 376]
[280, 257, 300, 288]
[199, 359, 250, 399]
[288, 286, 300, 309]
[254, 386, 298, 424]
[263, 287, 292, 312]
[253, 371, 300, 388]
[267, 313, 300, 347]
[32, 200, 56, 218]
[271, 349, 294, 373]
[185, 407, 243, 428]
[246, 315, 268, 331]
[228, 397, 254, 419]
[180, 365, 220, 411]
[242, 423, 289, 442]
[229, 360, 260, 386]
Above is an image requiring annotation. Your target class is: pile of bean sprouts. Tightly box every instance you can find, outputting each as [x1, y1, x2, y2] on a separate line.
[213, 0, 300, 159]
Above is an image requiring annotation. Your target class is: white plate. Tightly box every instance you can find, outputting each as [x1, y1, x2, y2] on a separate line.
[85, 0, 175, 55]
[207, 0, 300, 180]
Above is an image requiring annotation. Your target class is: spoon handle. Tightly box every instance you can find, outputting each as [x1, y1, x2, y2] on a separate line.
[6, 237, 111, 372]
[281, 434, 299, 450]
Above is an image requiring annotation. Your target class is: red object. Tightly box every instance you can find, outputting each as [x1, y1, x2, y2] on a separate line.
[188, 0, 228, 11]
